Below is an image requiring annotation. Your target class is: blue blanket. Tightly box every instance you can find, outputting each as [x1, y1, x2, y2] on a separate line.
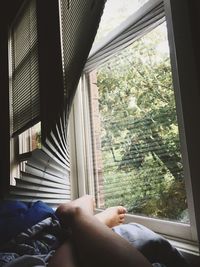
[0, 200, 55, 246]
[0, 217, 63, 266]
[113, 223, 189, 267]
[0, 200, 189, 267]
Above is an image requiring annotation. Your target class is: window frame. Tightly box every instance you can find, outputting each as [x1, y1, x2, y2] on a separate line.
[69, 0, 200, 254]
[76, 72, 197, 244]
[164, 0, 200, 247]
[68, 75, 95, 199]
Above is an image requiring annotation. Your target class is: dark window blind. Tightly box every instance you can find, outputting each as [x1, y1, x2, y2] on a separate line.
[10, 0, 40, 136]
[8, 0, 105, 206]
[59, 0, 106, 108]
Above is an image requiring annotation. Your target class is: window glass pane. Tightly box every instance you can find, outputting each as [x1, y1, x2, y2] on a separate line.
[90, 23, 189, 224]
[18, 122, 41, 154]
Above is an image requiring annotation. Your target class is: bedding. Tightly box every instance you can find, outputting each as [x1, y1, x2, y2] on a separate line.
[113, 223, 189, 267]
[0, 216, 64, 267]
[0, 200, 189, 267]
[0, 255, 46, 267]
[0, 200, 55, 246]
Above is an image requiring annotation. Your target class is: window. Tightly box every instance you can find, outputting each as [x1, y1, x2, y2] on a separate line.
[87, 22, 193, 241]
[9, 0, 40, 183]
[90, 22, 189, 224]
[71, 0, 200, 251]
[9, 0, 40, 137]
[18, 122, 41, 155]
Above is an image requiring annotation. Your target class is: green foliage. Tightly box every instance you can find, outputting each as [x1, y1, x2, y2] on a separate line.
[36, 131, 42, 149]
[96, 24, 188, 222]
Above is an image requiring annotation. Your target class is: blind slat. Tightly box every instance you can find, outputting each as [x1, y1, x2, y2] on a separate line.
[14, 181, 70, 194]
[20, 174, 70, 189]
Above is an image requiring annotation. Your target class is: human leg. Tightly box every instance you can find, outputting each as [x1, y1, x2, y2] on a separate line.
[49, 200, 127, 267]
[56, 195, 152, 267]
[48, 241, 79, 267]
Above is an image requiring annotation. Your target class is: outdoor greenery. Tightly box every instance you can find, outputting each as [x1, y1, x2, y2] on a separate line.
[96, 23, 189, 223]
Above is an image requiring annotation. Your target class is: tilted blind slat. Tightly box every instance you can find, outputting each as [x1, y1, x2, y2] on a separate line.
[20, 174, 70, 189]
[9, 188, 70, 199]
[30, 148, 68, 176]
[25, 165, 69, 185]
[15, 181, 70, 194]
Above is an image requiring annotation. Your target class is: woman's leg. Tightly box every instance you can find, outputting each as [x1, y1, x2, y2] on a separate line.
[49, 201, 127, 267]
[48, 241, 79, 267]
[55, 195, 152, 267]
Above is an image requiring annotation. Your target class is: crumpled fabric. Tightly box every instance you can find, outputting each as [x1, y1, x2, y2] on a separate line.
[113, 223, 189, 267]
[0, 200, 56, 246]
[0, 200, 189, 267]
[3, 255, 46, 267]
[152, 264, 166, 267]
[0, 217, 65, 267]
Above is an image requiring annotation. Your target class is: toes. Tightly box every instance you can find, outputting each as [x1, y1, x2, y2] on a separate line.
[118, 206, 127, 214]
[119, 213, 125, 219]
[119, 218, 125, 224]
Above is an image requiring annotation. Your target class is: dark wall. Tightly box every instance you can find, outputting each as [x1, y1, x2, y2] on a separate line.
[188, 1, 200, 85]
[0, 23, 9, 197]
[183, 3, 200, 266]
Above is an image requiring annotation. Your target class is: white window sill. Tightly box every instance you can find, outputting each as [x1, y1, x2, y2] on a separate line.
[167, 237, 199, 256]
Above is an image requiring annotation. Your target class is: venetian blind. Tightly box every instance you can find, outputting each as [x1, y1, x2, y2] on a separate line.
[9, 0, 70, 206]
[10, 0, 40, 136]
[59, 0, 106, 108]
[84, 0, 165, 73]
[9, 0, 105, 206]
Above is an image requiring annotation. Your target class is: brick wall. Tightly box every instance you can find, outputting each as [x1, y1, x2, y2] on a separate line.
[89, 71, 105, 208]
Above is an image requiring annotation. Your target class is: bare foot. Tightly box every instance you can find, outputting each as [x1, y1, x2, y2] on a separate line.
[95, 206, 127, 228]
[56, 195, 95, 226]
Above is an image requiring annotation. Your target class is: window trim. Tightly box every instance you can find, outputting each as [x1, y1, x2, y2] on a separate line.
[164, 0, 200, 245]
[68, 75, 95, 199]
[70, 72, 196, 244]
